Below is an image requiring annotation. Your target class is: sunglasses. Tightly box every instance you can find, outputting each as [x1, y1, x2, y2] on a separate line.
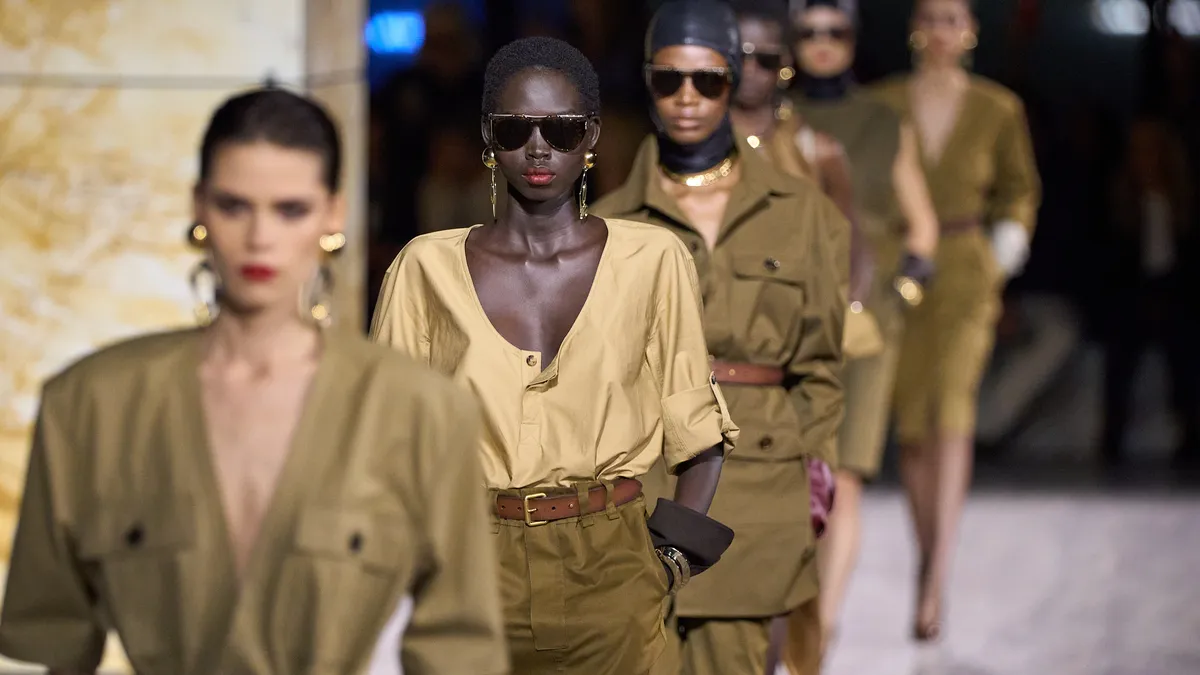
[488, 114, 593, 153]
[797, 26, 855, 42]
[742, 43, 786, 71]
[645, 65, 733, 100]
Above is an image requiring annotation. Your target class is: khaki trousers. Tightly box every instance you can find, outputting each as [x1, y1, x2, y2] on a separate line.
[492, 490, 674, 675]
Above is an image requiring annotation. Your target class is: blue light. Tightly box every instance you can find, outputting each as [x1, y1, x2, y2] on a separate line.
[365, 11, 426, 55]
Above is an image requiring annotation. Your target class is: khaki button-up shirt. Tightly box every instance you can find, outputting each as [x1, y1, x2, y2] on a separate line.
[594, 137, 845, 468]
[369, 219, 738, 490]
[0, 330, 507, 675]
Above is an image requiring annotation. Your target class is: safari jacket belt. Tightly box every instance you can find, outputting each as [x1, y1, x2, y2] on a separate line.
[941, 217, 981, 235]
[710, 360, 786, 386]
[496, 478, 643, 526]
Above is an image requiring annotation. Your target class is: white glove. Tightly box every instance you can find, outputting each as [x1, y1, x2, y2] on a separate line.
[991, 220, 1030, 278]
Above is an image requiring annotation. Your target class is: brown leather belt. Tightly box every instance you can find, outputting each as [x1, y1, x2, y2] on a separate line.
[495, 478, 643, 526]
[710, 360, 785, 386]
[941, 217, 981, 235]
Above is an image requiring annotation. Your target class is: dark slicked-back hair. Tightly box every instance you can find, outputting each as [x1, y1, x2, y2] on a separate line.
[199, 87, 342, 192]
[482, 37, 601, 115]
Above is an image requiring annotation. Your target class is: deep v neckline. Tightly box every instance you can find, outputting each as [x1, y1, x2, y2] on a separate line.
[458, 222, 611, 376]
[909, 78, 973, 169]
[180, 329, 338, 589]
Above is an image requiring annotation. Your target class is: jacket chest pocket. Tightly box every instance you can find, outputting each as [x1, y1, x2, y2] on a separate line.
[275, 506, 413, 669]
[76, 497, 195, 660]
[728, 253, 808, 351]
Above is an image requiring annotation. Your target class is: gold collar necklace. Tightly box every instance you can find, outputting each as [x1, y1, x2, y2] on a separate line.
[661, 155, 737, 188]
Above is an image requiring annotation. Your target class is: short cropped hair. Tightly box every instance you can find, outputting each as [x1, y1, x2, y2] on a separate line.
[482, 37, 601, 115]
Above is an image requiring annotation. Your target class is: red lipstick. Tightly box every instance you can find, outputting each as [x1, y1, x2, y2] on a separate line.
[240, 264, 277, 282]
[523, 167, 555, 186]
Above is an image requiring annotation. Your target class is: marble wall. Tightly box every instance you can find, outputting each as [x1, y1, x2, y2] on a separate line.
[0, 1, 364, 670]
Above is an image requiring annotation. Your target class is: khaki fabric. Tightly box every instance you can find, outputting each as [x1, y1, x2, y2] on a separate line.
[669, 615, 772, 675]
[782, 597, 822, 675]
[871, 76, 1041, 441]
[594, 136, 846, 618]
[370, 219, 737, 489]
[891, 230, 1003, 441]
[494, 493, 674, 675]
[0, 330, 507, 675]
[837, 235, 907, 477]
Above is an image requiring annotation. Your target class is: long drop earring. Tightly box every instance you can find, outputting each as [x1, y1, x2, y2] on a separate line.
[579, 150, 596, 221]
[960, 30, 977, 70]
[186, 222, 220, 325]
[482, 147, 498, 221]
[909, 30, 927, 68]
[305, 232, 345, 327]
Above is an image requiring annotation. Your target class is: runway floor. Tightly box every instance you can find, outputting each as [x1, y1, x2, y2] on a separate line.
[822, 487, 1200, 675]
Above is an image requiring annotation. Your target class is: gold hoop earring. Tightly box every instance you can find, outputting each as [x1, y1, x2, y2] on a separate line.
[319, 232, 346, 255]
[777, 66, 796, 89]
[961, 31, 978, 51]
[482, 147, 498, 221]
[579, 150, 596, 221]
[189, 259, 220, 325]
[909, 30, 928, 51]
[302, 264, 334, 327]
[187, 222, 207, 249]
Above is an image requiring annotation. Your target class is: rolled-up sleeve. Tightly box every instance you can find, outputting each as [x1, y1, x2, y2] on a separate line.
[649, 237, 739, 472]
[0, 386, 106, 671]
[370, 243, 431, 363]
[402, 389, 508, 675]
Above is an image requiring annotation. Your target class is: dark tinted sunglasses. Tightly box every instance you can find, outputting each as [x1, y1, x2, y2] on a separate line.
[742, 43, 786, 71]
[645, 66, 733, 100]
[798, 26, 855, 42]
[488, 114, 593, 153]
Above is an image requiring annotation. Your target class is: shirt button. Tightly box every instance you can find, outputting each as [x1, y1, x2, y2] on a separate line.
[526, 354, 538, 367]
[758, 436, 774, 451]
[689, 240, 701, 253]
[348, 532, 364, 553]
[125, 524, 144, 548]
[764, 258, 781, 271]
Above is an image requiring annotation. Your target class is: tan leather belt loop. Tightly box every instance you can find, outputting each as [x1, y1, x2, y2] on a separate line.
[496, 478, 643, 526]
[940, 217, 982, 235]
[710, 360, 786, 386]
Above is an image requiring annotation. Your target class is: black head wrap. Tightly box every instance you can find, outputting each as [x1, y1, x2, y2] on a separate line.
[790, 0, 857, 101]
[645, 0, 741, 176]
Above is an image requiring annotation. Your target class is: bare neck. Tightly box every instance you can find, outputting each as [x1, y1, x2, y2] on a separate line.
[489, 188, 593, 255]
[202, 309, 322, 377]
[914, 62, 969, 90]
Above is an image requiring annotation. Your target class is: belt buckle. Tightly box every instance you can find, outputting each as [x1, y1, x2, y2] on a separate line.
[523, 492, 548, 527]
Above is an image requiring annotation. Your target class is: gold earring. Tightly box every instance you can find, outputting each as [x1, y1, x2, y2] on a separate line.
[319, 232, 346, 255]
[187, 222, 207, 249]
[961, 31, 978, 51]
[482, 147, 498, 221]
[189, 259, 220, 325]
[777, 66, 795, 89]
[909, 30, 928, 51]
[579, 150, 596, 221]
[302, 264, 334, 327]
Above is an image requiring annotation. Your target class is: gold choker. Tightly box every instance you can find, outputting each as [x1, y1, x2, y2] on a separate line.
[662, 156, 736, 188]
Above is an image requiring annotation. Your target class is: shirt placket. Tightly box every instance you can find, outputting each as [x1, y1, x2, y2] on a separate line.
[518, 350, 544, 461]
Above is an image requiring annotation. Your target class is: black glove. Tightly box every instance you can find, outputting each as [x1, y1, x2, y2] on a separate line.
[897, 252, 935, 287]
[646, 499, 735, 576]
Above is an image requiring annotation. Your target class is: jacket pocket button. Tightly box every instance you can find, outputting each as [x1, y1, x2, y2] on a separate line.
[125, 524, 144, 548]
[764, 258, 781, 271]
[348, 532, 364, 553]
[759, 436, 774, 450]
